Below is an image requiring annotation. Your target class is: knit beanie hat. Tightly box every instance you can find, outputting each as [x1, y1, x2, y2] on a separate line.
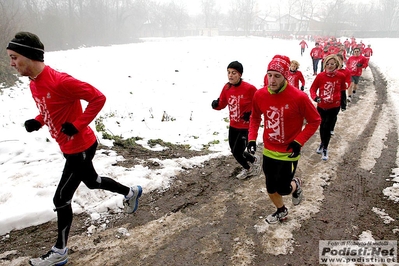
[6, 32, 45, 62]
[267, 55, 290, 79]
[227, 61, 243, 75]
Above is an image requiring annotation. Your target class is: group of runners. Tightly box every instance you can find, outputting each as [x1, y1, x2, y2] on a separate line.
[211, 35, 373, 225]
[5, 30, 375, 266]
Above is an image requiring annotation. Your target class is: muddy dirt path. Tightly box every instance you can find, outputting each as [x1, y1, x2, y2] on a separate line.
[1, 65, 398, 266]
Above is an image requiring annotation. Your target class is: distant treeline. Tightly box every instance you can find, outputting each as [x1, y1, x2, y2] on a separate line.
[0, 0, 398, 87]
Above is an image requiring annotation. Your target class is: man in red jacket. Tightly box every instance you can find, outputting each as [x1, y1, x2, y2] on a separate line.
[363, 44, 373, 68]
[211, 61, 261, 180]
[310, 42, 323, 75]
[299, 39, 308, 56]
[7, 32, 142, 266]
[346, 47, 368, 101]
[344, 38, 351, 53]
[247, 55, 321, 224]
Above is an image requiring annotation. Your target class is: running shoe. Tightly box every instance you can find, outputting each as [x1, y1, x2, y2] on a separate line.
[316, 143, 323, 154]
[29, 247, 68, 266]
[347, 95, 352, 102]
[292, 178, 303, 206]
[124, 185, 143, 213]
[322, 149, 329, 161]
[265, 208, 288, 224]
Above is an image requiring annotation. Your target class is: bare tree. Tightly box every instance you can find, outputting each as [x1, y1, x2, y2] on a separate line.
[227, 0, 257, 35]
[319, 0, 346, 35]
[201, 0, 216, 28]
[295, 0, 317, 34]
[379, 0, 399, 31]
[353, 2, 377, 32]
[0, 0, 25, 86]
[0, 0, 23, 52]
[169, 1, 190, 36]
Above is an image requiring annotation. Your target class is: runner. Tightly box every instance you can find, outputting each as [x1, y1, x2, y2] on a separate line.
[248, 55, 320, 223]
[211, 61, 261, 180]
[287, 60, 305, 90]
[310, 42, 323, 75]
[299, 39, 308, 56]
[363, 44, 373, 68]
[310, 54, 347, 161]
[346, 47, 368, 102]
[344, 38, 351, 54]
[330, 53, 351, 135]
[6, 31, 143, 266]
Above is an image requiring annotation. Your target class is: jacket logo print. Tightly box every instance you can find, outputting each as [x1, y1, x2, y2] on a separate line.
[322, 81, 335, 103]
[266, 106, 285, 143]
[228, 94, 243, 122]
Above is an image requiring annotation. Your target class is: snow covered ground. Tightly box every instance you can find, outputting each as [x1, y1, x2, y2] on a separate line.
[0, 36, 398, 246]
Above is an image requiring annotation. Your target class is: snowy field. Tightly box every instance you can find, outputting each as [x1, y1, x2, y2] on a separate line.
[0, 36, 398, 242]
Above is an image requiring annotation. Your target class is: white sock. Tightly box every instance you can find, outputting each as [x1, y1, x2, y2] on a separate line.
[52, 246, 66, 254]
[125, 188, 133, 199]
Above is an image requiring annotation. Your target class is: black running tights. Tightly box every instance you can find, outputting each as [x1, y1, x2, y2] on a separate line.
[228, 127, 255, 170]
[53, 141, 130, 249]
[317, 106, 340, 149]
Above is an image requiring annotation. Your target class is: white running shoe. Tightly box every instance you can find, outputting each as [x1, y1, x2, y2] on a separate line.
[265, 208, 288, 224]
[347, 96, 352, 102]
[237, 156, 261, 180]
[236, 166, 257, 180]
[322, 149, 329, 161]
[29, 247, 68, 266]
[292, 178, 303, 206]
[316, 143, 323, 154]
[124, 185, 143, 213]
[236, 168, 249, 180]
[250, 155, 261, 176]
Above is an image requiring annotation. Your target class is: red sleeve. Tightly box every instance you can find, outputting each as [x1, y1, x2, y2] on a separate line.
[295, 93, 321, 146]
[214, 84, 229, 110]
[248, 89, 265, 141]
[345, 69, 351, 87]
[309, 75, 320, 100]
[339, 73, 347, 91]
[299, 71, 305, 87]
[361, 56, 368, 67]
[59, 75, 106, 131]
[34, 114, 44, 125]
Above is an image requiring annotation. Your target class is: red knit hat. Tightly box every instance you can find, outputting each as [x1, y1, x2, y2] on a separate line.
[267, 55, 291, 79]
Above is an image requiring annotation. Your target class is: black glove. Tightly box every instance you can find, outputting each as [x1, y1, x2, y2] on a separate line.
[314, 96, 321, 103]
[247, 141, 256, 155]
[24, 119, 42, 132]
[211, 98, 219, 109]
[242, 111, 251, 122]
[287, 141, 301, 158]
[300, 86, 304, 91]
[356, 63, 363, 67]
[61, 122, 79, 136]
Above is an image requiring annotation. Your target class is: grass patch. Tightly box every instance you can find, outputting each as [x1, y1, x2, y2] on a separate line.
[147, 139, 191, 150]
